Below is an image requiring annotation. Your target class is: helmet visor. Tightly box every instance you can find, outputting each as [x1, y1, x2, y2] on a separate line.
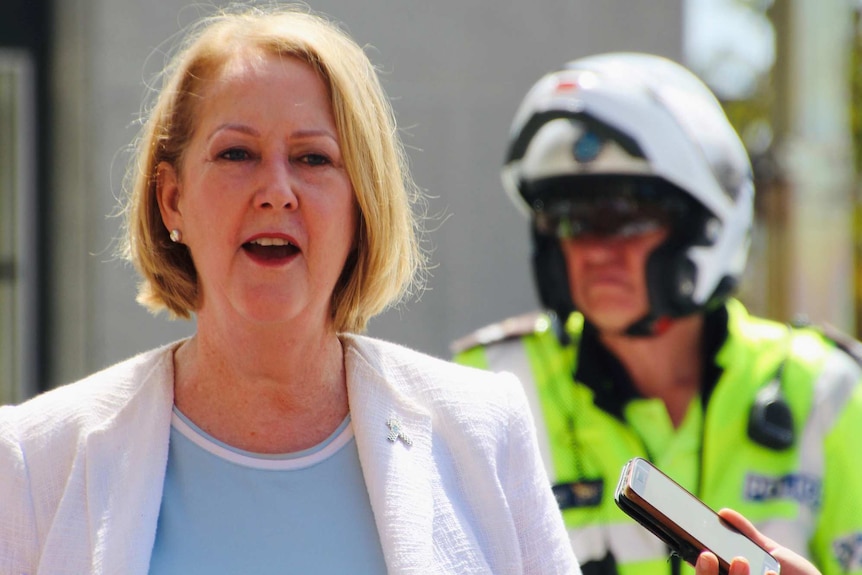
[531, 177, 690, 239]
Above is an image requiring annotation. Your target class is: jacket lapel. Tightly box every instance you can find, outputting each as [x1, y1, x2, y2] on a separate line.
[83, 347, 175, 575]
[345, 337, 435, 574]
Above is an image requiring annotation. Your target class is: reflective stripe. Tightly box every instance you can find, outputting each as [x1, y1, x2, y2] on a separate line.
[484, 339, 555, 480]
[797, 348, 861, 540]
[569, 522, 666, 564]
[571, 519, 811, 566]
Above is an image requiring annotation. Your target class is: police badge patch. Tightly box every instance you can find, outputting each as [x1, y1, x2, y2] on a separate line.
[553, 479, 604, 509]
[834, 532, 862, 572]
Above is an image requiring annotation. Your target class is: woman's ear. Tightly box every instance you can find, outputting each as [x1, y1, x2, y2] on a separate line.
[156, 161, 182, 232]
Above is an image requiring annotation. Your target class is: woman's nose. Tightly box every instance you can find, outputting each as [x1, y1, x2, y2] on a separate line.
[255, 159, 298, 209]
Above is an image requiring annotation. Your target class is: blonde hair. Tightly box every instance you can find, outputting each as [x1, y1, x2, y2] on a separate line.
[120, 4, 426, 333]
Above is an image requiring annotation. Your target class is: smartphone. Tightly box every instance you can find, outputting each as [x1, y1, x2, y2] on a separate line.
[614, 457, 780, 575]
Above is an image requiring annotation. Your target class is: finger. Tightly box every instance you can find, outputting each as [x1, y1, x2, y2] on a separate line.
[717, 508, 778, 551]
[729, 556, 751, 575]
[696, 551, 720, 575]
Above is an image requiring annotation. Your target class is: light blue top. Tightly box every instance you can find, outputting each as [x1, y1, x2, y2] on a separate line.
[148, 408, 387, 574]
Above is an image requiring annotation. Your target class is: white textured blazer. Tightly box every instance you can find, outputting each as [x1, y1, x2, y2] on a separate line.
[0, 334, 578, 575]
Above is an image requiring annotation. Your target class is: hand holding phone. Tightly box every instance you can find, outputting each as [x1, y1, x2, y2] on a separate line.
[614, 457, 781, 575]
[700, 509, 821, 575]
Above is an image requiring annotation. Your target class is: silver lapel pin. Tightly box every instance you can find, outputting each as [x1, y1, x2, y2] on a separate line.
[386, 418, 413, 446]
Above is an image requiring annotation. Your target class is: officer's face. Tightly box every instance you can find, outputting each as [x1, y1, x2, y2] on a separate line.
[560, 227, 668, 334]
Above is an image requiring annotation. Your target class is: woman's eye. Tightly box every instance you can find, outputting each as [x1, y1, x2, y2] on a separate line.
[218, 148, 251, 162]
[301, 153, 331, 166]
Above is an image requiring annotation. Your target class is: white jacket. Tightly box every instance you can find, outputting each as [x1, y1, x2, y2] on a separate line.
[0, 334, 578, 575]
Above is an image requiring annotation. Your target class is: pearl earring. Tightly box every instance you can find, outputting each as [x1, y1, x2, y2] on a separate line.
[169, 229, 182, 243]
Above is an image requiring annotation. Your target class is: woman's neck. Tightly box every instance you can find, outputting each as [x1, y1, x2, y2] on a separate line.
[171, 317, 349, 453]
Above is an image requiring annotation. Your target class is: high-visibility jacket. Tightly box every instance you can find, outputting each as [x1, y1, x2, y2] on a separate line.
[453, 299, 862, 575]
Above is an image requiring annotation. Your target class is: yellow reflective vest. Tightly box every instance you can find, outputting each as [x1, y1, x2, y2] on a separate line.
[454, 300, 862, 575]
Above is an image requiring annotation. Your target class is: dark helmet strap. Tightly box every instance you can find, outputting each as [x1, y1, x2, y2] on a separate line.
[624, 313, 675, 337]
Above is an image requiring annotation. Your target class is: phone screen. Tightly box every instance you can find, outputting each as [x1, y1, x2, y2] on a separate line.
[620, 458, 780, 575]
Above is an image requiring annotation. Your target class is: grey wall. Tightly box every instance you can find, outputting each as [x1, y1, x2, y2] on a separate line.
[49, 0, 682, 387]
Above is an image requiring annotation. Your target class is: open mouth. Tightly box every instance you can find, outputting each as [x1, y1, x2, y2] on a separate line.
[242, 237, 300, 262]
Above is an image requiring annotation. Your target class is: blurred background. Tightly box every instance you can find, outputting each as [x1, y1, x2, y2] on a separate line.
[1, 0, 859, 403]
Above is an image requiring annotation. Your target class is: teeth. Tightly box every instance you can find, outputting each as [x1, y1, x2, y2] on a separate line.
[250, 237, 292, 247]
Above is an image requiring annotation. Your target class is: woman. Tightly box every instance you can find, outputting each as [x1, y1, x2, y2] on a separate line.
[0, 6, 575, 574]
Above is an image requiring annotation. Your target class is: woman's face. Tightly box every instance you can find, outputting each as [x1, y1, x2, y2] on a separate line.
[560, 228, 668, 334]
[157, 53, 357, 330]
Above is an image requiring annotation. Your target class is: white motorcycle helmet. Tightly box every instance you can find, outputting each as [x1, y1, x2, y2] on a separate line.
[502, 52, 754, 337]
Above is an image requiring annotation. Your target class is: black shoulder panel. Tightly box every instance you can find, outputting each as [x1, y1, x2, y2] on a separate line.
[820, 323, 862, 367]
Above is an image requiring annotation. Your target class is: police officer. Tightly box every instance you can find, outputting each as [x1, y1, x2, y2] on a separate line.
[453, 53, 862, 575]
